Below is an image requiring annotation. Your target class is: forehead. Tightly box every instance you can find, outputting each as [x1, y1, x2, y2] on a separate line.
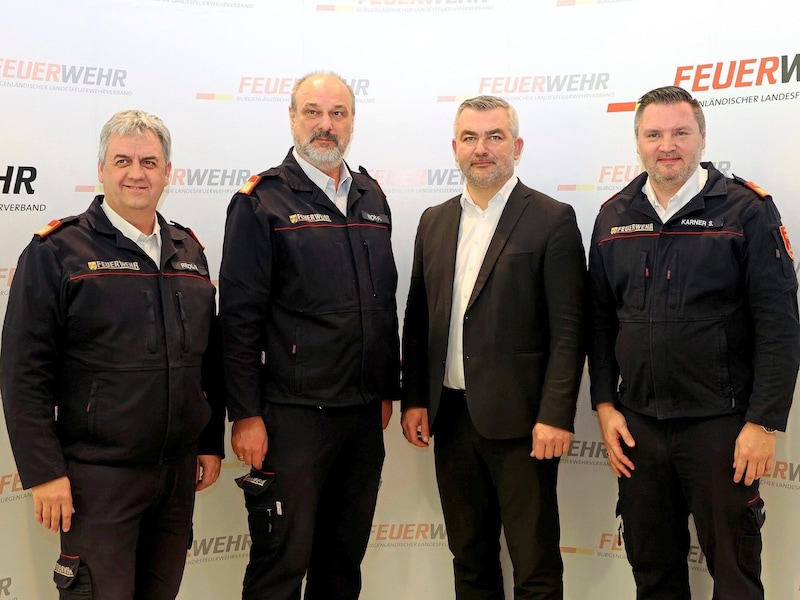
[295, 76, 352, 109]
[455, 107, 510, 134]
[105, 131, 163, 157]
[638, 101, 699, 131]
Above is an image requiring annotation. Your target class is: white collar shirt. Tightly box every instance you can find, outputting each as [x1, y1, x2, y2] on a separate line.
[293, 148, 352, 216]
[444, 175, 518, 390]
[100, 200, 161, 267]
[643, 165, 708, 224]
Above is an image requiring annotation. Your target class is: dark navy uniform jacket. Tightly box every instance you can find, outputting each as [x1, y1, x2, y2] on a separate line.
[588, 163, 799, 430]
[219, 150, 400, 421]
[1, 196, 224, 488]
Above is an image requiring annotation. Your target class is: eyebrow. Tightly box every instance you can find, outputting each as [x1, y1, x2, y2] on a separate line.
[303, 102, 349, 111]
[112, 153, 160, 162]
[460, 128, 505, 136]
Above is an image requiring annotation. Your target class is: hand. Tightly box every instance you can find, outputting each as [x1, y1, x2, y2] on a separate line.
[231, 416, 268, 470]
[381, 400, 393, 430]
[596, 403, 636, 478]
[733, 422, 776, 486]
[531, 423, 571, 460]
[401, 407, 430, 448]
[32, 476, 74, 533]
[195, 455, 222, 492]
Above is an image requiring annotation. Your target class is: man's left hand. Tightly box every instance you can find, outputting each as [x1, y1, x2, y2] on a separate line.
[531, 423, 571, 460]
[196, 455, 222, 492]
[733, 422, 776, 486]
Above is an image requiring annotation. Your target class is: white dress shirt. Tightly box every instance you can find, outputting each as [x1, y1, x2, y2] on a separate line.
[292, 148, 352, 215]
[100, 200, 161, 267]
[444, 176, 518, 390]
[643, 165, 708, 223]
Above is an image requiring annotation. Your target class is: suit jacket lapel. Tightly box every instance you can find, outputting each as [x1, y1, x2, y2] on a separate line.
[440, 197, 463, 317]
[467, 185, 528, 310]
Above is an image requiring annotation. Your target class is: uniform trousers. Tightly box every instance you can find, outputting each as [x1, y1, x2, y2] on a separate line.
[57, 451, 198, 600]
[433, 388, 563, 600]
[618, 408, 765, 600]
[241, 401, 384, 600]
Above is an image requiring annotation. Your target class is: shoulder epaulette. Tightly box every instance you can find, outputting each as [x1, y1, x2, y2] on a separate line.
[34, 215, 79, 239]
[171, 221, 204, 249]
[238, 174, 262, 195]
[732, 174, 770, 199]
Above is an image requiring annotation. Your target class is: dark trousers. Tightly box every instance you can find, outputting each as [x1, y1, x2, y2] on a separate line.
[433, 388, 563, 600]
[618, 408, 766, 600]
[58, 452, 198, 600]
[241, 402, 385, 600]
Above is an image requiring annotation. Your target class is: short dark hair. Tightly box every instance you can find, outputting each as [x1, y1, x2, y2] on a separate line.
[634, 86, 705, 137]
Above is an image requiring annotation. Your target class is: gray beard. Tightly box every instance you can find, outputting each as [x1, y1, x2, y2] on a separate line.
[295, 136, 345, 173]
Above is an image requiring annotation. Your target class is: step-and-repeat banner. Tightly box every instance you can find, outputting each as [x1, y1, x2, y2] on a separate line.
[1, 1, 799, 598]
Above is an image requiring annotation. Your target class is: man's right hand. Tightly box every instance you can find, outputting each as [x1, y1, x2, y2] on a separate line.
[231, 416, 268, 470]
[401, 407, 430, 448]
[596, 403, 636, 478]
[32, 476, 74, 533]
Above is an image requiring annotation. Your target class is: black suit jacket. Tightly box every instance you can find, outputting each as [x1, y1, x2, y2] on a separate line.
[401, 180, 586, 439]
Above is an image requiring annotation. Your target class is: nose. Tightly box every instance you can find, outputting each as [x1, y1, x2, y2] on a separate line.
[659, 134, 677, 152]
[127, 161, 145, 179]
[317, 113, 333, 132]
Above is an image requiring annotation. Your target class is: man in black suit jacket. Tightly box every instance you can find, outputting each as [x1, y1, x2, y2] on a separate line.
[401, 96, 585, 600]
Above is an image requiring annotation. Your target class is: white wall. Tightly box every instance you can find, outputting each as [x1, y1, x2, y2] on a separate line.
[1, 1, 799, 598]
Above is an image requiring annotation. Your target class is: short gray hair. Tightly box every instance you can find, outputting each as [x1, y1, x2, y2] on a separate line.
[634, 86, 705, 137]
[290, 71, 356, 116]
[98, 109, 172, 164]
[454, 95, 519, 138]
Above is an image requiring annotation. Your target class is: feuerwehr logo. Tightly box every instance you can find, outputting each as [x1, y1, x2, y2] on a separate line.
[316, 0, 495, 14]
[369, 522, 448, 549]
[0, 56, 132, 96]
[608, 52, 800, 113]
[759, 451, 800, 493]
[675, 52, 800, 107]
[186, 532, 251, 565]
[197, 76, 374, 104]
[0, 472, 30, 505]
[168, 167, 253, 195]
[75, 167, 253, 197]
[1, 165, 46, 212]
[371, 166, 463, 195]
[438, 72, 615, 104]
[555, 160, 732, 195]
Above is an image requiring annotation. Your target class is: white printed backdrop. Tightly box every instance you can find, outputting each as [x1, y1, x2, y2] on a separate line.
[1, 1, 799, 598]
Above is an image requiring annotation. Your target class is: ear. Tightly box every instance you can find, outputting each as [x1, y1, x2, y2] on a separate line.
[164, 162, 172, 183]
[514, 137, 524, 161]
[97, 161, 104, 184]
